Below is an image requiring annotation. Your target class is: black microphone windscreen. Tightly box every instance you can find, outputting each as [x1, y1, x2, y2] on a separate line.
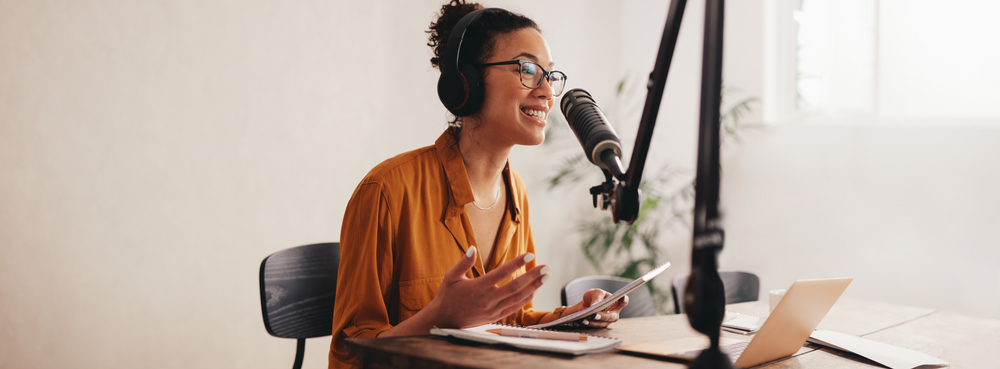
[560, 89, 622, 168]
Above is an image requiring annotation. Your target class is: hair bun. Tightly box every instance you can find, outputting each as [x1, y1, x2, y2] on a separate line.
[427, 1, 484, 69]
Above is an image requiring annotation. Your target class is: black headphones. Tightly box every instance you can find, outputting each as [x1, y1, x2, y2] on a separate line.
[437, 8, 500, 117]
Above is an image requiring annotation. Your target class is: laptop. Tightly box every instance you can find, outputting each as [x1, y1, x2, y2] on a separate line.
[615, 277, 852, 368]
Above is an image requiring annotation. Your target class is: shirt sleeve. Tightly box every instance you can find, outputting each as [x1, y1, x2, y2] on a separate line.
[330, 182, 395, 368]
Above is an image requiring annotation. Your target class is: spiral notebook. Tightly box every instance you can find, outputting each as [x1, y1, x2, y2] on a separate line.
[430, 323, 621, 355]
[722, 311, 764, 334]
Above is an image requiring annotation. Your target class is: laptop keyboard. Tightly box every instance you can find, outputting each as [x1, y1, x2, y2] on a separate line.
[678, 340, 750, 362]
[721, 340, 750, 361]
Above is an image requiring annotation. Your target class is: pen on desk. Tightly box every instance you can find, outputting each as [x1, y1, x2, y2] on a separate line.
[486, 328, 587, 342]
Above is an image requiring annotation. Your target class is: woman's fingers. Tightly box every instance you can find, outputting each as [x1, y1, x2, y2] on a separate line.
[587, 320, 612, 328]
[583, 289, 611, 307]
[579, 289, 623, 326]
[606, 294, 629, 313]
[439, 251, 632, 329]
[496, 291, 536, 319]
[493, 268, 547, 310]
[495, 264, 550, 296]
[480, 252, 535, 286]
[444, 246, 478, 282]
[592, 311, 619, 322]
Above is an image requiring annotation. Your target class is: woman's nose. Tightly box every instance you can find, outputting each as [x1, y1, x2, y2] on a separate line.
[536, 77, 554, 99]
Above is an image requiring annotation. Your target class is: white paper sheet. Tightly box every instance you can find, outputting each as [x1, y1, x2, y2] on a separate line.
[808, 330, 947, 369]
[430, 323, 621, 355]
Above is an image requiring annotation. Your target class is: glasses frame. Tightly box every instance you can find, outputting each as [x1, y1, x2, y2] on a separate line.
[478, 60, 567, 96]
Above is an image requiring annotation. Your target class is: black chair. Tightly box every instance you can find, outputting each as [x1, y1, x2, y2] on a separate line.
[671, 271, 759, 314]
[561, 276, 657, 318]
[259, 242, 340, 369]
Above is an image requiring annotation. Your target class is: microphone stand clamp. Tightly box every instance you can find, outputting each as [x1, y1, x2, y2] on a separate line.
[590, 169, 616, 211]
[588, 169, 641, 225]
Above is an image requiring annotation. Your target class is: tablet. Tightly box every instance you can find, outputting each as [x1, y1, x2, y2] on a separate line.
[527, 262, 671, 329]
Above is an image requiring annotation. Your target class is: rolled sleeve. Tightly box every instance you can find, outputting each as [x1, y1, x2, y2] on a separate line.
[330, 183, 395, 368]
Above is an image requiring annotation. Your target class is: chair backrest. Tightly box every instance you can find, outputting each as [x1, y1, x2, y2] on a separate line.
[561, 275, 657, 318]
[260, 242, 340, 339]
[671, 270, 760, 314]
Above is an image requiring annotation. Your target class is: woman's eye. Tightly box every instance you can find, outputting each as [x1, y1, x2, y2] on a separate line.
[521, 63, 537, 75]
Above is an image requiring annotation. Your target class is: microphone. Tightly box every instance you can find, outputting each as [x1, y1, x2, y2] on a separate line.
[560, 89, 625, 179]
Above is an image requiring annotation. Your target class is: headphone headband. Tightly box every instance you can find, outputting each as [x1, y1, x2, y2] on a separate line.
[438, 7, 500, 117]
[441, 8, 497, 76]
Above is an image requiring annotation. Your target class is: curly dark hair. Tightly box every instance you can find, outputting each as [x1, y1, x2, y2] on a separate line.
[427, 1, 540, 128]
[427, 1, 540, 69]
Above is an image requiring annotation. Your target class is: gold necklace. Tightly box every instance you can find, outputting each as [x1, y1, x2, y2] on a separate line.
[472, 182, 502, 210]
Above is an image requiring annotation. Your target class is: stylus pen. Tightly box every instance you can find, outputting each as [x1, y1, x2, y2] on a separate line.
[486, 328, 587, 342]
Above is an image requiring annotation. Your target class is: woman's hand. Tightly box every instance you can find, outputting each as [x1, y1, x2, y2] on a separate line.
[423, 246, 550, 329]
[563, 289, 629, 328]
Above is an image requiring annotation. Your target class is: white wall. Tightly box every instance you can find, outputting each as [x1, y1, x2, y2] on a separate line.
[0, 1, 629, 368]
[1, 1, 996, 369]
[719, 124, 1000, 320]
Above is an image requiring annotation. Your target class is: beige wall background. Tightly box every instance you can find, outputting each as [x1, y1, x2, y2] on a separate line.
[1, 1, 996, 368]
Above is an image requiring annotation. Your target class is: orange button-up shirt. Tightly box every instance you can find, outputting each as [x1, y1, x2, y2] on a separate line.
[329, 129, 549, 368]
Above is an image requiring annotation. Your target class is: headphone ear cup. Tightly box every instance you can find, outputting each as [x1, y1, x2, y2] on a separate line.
[450, 61, 483, 117]
[437, 69, 465, 113]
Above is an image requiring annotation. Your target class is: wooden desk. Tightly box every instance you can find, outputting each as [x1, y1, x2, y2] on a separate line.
[344, 297, 994, 368]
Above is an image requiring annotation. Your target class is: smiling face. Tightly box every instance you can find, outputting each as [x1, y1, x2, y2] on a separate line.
[468, 27, 555, 147]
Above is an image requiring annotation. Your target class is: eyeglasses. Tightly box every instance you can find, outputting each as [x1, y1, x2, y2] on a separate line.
[479, 60, 567, 96]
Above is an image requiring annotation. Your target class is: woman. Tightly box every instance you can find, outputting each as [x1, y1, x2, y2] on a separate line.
[329, 2, 628, 367]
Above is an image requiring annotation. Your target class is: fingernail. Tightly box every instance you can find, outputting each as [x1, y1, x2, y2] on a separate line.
[582, 320, 590, 326]
[540, 266, 551, 275]
[541, 274, 551, 284]
[594, 314, 601, 321]
[625, 295, 629, 304]
[466, 246, 476, 258]
[523, 253, 535, 263]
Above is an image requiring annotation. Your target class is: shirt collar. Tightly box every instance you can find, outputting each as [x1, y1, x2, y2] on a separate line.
[436, 128, 473, 220]
[503, 163, 522, 224]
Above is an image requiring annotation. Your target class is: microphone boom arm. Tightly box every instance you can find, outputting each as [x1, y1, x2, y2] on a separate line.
[594, 0, 689, 224]
[583, 0, 733, 368]
[622, 0, 687, 210]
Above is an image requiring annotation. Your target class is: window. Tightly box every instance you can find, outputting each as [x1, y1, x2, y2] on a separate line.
[765, 0, 1000, 125]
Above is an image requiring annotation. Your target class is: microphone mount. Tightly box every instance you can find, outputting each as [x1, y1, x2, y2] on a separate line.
[574, 0, 733, 368]
[587, 151, 640, 224]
